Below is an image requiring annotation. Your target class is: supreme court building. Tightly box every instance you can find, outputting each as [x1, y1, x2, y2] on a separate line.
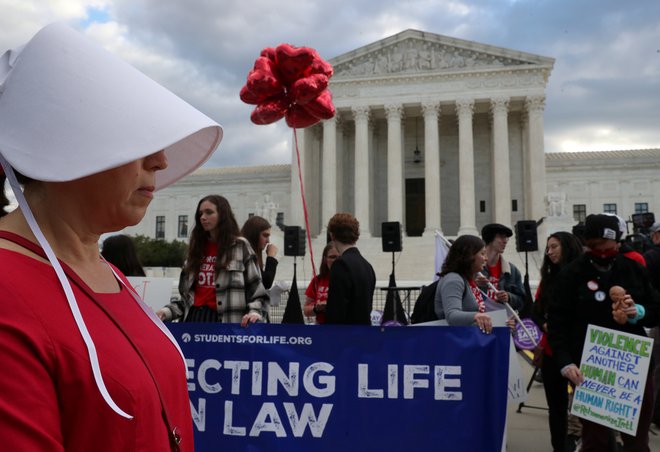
[290, 29, 553, 238]
[123, 30, 660, 281]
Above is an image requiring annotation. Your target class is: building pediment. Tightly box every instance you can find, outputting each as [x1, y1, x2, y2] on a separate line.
[330, 29, 554, 79]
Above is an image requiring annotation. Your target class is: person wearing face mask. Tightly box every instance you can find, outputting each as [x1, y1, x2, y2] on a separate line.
[548, 214, 660, 451]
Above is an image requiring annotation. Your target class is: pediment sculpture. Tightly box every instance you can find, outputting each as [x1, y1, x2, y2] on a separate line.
[333, 38, 531, 78]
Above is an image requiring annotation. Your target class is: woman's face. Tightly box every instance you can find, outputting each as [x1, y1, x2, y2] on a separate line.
[258, 228, 271, 252]
[471, 246, 487, 274]
[47, 150, 167, 231]
[326, 248, 339, 269]
[198, 200, 219, 232]
[546, 237, 562, 264]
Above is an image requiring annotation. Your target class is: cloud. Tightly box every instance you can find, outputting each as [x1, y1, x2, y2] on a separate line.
[1, 0, 659, 167]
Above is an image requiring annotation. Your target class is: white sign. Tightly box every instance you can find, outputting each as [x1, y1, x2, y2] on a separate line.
[126, 277, 175, 313]
[571, 324, 653, 435]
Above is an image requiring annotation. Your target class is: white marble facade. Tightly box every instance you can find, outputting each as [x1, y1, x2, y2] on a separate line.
[290, 29, 554, 239]
[122, 31, 660, 281]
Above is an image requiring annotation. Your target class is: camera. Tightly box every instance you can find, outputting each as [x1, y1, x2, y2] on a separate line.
[625, 212, 655, 254]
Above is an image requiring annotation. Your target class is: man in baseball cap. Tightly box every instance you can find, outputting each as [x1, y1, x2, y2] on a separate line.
[548, 213, 660, 449]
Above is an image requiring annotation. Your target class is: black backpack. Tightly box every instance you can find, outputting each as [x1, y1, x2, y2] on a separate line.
[410, 280, 440, 324]
[410, 276, 468, 324]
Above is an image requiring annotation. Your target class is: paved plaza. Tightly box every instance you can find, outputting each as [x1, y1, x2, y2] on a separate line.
[505, 354, 660, 451]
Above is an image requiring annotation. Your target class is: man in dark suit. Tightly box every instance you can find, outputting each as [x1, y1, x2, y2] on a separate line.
[325, 213, 376, 325]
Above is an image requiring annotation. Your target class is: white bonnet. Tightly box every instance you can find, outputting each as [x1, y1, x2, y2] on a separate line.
[0, 22, 222, 187]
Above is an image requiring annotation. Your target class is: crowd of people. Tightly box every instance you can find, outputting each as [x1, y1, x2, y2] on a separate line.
[2, 22, 660, 452]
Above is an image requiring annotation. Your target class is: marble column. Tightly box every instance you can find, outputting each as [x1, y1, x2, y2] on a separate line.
[525, 96, 547, 223]
[385, 104, 404, 224]
[422, 101, 442, 235]
[321, 116, 338, 232]
[352, 106, 371, 236]
[456, 98, 478, 236]
[490, 96, 512, 226]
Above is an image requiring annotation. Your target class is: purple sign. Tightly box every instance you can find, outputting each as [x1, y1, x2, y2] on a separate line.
[512, 318, 543, 350]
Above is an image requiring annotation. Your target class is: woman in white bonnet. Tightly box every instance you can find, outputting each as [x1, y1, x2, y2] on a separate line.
[0, 23, 222, 451]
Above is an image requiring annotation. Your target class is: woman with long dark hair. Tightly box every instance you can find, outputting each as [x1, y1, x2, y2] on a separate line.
[304, 242, 339, 324]
[101, 234, 146, 277]
[157, 195, 268, 325]
[241, 215, 278, 289]
[533, 231, 583, 452]
[434, 234, 492, 333]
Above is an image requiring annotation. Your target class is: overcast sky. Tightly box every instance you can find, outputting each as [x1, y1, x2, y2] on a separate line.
[1, 0, 659, 168]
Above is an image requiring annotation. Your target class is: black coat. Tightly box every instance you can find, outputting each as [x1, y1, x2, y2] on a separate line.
[325, 247, 376, 325]
[548, 253, 660, 369]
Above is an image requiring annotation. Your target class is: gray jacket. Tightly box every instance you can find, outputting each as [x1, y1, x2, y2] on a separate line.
[434, 273, 478, 326]
[479, 255, 525, 311]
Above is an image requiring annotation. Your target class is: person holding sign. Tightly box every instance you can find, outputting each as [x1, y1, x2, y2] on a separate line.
[434, 235, 493, 333]
[0, 23, 223, 450]
[548, 213, 660, 450]
[532, 231, 583, 452]
[157, 195, 269, 325]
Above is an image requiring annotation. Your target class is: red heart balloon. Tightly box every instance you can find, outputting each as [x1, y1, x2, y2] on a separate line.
[260, 47, 276, 61]
[308, 51, 334, 78]
[251, 95, 288, 125]
[290, 73, 329, 105]
[240, 84, 268, 105]
[275, 44, 315, 86]
[285, 103, 321, 128]
[301, 90, 335, 120]
[241, 43, 336, 129]
[246, 57, 282, 97]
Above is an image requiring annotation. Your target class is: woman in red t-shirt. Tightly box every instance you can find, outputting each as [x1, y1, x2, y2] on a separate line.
[304, 242, 339, 324]
[157, 195, 268, 325]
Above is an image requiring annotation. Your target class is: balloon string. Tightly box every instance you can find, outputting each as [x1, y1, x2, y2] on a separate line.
[293, 129, 317, 278]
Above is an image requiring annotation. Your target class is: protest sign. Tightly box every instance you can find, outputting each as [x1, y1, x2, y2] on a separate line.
[168, 323, 509, 451]
[571, 324, 653, 435]
[127, 276, 174, 312]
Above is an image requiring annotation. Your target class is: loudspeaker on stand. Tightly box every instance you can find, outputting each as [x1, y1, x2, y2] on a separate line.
[284, 226, 306, 256]
[515, 220, 538, 252]
[381, 221, 402, 252]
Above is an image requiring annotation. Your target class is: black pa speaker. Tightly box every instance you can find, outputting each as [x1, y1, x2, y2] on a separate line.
[284, 226, 306, 256]
[515, 220, 538, 252]
[381, 221, 402, 252]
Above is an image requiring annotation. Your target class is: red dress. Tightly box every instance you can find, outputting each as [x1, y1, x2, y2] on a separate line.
[0, 248, 194, 451]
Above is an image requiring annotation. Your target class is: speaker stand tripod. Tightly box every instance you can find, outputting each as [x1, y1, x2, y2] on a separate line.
[516, 364, 548, 413]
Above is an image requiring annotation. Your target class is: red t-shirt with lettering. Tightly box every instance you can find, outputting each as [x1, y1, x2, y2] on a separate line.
[194, 241, 218, 309]
[486, 260, 502, 300]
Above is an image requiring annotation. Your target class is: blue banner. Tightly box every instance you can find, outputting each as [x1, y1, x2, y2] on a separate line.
[168, 323, 510, 452]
